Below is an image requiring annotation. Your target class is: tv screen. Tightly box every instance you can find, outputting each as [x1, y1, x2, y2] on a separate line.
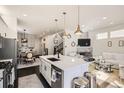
[78, 39, 91, 46]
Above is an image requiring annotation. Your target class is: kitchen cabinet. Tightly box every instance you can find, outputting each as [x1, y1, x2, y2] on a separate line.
[41, 60, 46, 78]
[0, 16, 17, 39]
[0, 36, 3, 48]
[40, 55, 90, 88]
[40, 59, 51, 85]
[39, 59, 43, 73]
[45, 61, 51, 85]
[0, 16, 7, 38]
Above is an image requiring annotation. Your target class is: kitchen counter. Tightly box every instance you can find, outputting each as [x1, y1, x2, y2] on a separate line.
[40, 55, 88, 71]
[39, 55, 89, 88]
[0, 59, 13, 62]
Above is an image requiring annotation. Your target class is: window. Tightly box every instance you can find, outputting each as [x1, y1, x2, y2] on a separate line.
[96, 32, 108, 40]
[110, 29, 124, 38]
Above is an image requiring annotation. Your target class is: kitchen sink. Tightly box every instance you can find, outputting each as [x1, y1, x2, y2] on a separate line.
[47, 57, 60, 62]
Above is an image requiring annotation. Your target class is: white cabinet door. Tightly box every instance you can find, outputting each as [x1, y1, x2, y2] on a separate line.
[0, 16, 17, 39]
[39, 58, 51, 86]
[45, 62, 51, 85]
[39, 59, 43, 74]
[39, 62, 42, 73]
[39, 59, 45, 75]
[42, 61, 46, 78]
[5, 29, 17, 39]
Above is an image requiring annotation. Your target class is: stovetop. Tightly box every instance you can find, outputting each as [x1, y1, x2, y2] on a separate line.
[0, 61, 10, 69]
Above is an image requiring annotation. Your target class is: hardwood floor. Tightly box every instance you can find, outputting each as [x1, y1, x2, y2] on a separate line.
[89, 63, 124, 88]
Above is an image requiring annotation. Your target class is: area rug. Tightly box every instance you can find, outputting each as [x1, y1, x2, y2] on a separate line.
[94, 71, 124, 88]
[18, 74, 44, 88]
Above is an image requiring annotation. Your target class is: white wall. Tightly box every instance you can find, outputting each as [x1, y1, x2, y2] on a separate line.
[0, 6, 17, 38]
[63, 29, 89, 56]
[0, 16, 17, 39]
[89, 24, 124, 57]
[1, 16, 17, 38]
[18, 33, 42, 55]
[41, 33, 63, 55]
[33, 36, 42, 55]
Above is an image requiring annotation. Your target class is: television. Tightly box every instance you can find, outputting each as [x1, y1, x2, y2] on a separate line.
[78, 39, 91, 46]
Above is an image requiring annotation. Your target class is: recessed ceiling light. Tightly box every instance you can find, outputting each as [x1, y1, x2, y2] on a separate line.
[102, 17, 107, 20]
[23, 14, 27, 17]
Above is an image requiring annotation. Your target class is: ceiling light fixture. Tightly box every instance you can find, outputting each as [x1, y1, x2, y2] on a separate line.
[102, 17, 107, 20]
[63, 12, 68, 37]
[21, 29, 28, 43]
[74, 5, 83, 35]
[23, 14, 27, 17]
[55, 19, 58, 32]
[110, 22, 113, 24]
[82, 25, 85, 28]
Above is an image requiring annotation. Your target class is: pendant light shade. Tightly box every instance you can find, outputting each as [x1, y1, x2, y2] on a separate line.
[63, 30, 68, 36]
[63, 12, 68, 37]
[74, 5, 83, 35]
[74, 24, 83, 35]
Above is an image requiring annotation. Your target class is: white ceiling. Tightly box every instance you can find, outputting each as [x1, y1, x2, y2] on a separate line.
[1, 5, 124, 36]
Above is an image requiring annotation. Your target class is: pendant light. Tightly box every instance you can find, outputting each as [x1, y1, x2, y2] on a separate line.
[55, 18, 58, 33]
[74, 5, 83, 35]
[54, 19, 59, 45]
[21, 29, 28, 43]
[63, 12, 68, 37]
[54, 18, 58, 37]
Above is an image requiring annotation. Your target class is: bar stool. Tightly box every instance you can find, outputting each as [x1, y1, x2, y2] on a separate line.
[72, 76, 89, 88]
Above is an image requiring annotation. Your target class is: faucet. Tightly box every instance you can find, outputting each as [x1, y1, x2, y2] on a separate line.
[57, 51, 60, 58]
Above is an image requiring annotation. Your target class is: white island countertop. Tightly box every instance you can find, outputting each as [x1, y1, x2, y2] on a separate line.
[40, 55, 89, 71]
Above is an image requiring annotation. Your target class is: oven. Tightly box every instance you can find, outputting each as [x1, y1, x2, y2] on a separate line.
[3, 62, 14, 88]
[0, 69, 4, 88]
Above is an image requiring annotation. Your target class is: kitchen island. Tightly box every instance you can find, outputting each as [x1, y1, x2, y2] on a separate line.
[39, 55, 90, 88]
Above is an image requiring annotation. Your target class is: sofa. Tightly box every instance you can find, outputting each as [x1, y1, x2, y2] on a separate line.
[102, 52, 124, 68]
[102, 52, 124, 79]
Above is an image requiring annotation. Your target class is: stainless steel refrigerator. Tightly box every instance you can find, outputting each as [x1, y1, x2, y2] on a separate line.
[0, 37, 17, 87]
[0, 38, 17, 60]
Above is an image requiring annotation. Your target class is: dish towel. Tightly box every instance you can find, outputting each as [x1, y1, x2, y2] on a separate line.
[51, 69, 57, 82]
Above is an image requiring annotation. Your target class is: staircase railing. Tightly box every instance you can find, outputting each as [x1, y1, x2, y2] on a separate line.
[54, 42, 63, 55]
